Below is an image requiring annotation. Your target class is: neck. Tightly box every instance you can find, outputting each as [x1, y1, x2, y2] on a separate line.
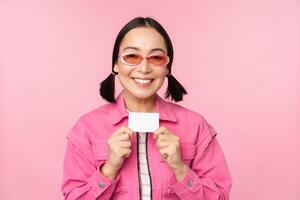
[123, 91, 156, 112]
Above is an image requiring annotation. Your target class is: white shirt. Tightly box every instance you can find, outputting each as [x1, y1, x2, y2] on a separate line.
[138, 132, 152, 200]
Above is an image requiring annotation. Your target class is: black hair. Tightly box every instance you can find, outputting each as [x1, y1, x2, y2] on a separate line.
[100, 17, 187, 103]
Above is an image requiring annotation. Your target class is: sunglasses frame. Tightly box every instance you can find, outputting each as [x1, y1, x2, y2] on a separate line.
[118, 52, 170, 67]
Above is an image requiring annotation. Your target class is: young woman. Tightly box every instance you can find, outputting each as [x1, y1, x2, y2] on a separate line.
[61, 17, 232, 200]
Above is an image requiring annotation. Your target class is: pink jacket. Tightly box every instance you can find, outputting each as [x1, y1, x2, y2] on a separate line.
[61, 91, 232, 199]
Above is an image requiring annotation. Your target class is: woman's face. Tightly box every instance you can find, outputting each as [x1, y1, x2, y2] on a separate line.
[114, 27, 169, 101]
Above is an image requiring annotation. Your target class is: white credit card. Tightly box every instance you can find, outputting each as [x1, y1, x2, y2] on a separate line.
[128, 112, 159, 132]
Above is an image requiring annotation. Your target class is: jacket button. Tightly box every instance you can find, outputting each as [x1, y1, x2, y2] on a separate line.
[98, 181, 105, 188]
[187, 179, 193, 187]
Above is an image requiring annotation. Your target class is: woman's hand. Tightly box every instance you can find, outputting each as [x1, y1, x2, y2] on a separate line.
[153, 127, 188, 181]
[105, 126, 134, 171]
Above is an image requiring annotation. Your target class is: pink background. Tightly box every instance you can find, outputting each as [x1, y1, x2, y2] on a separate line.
[1, 0, 300, 199]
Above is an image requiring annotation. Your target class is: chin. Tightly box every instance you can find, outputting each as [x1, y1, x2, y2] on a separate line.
[126, 88, 158, 100]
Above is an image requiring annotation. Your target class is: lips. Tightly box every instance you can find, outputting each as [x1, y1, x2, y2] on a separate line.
[132, 77, 154, 86]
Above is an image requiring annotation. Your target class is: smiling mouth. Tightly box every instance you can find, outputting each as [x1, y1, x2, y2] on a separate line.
[132, 77, 154, 85]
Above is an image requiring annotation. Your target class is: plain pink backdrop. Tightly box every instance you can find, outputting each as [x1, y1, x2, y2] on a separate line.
[1, 0, 299, 199]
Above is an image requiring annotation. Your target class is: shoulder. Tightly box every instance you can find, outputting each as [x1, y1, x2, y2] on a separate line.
[78, 102, 113, 124]
[67, 102, 113, 141]
[166, 100, 217, 138]
[167, 100, 207, 124]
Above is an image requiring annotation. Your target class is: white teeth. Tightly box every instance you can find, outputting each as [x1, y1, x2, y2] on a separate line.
[134, 78, 152, 84]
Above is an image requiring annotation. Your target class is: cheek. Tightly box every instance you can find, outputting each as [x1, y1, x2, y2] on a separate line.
[117, 73, 132, 87]
[117, 65, 133, 78]
[116, 67, 135, 89]
[153, 76, 167, 90]
[155, 69, 168, 81]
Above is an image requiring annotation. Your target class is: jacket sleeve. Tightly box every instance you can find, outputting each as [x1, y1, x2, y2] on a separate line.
[168, 119, 233, 199]
[61, 118, 120, 200]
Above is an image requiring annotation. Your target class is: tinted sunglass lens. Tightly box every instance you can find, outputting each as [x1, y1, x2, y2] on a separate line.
[123, 54, 142, 65]
[148, 55, 168, 65]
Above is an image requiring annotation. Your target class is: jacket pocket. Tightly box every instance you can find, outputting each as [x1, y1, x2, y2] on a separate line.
[111, 185, 128, 200]
[92, 142, 129, 200]
[91, 142, 108, 163]
[180, 143, 196, 160]
[162, 187, 180, 200]
[160, 143, 196, 199]
[115, 185, 128, 193]
[160, 143, 196, 163]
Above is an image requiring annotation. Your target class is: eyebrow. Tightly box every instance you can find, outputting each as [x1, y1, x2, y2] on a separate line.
[122, 46, 167, 54]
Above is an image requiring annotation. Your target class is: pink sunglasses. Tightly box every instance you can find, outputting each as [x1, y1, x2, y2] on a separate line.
[118, 52, 170, 67]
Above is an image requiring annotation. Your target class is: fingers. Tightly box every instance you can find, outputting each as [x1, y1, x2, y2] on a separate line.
[155, 140, 169, 149]
[106, 127, 134, 169]
[159, 147, 169, 159]
[153, 127, 181, 161]
[159, 148, 168, 156]
[113, 126, 134, 136]
[112, 126, 134, 140]
[108, 126, 133, 153]
[117, 141, 132, 148]
[117, 132, 132, 141]
[122, 148, 132, 158]
[153, 126, 170, 140]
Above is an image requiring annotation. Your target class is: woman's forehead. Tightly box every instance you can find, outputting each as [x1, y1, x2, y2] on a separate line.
[119, 27, 167, 52]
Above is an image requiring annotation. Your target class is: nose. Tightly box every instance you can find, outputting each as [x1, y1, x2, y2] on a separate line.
[137, 58, 152, 74]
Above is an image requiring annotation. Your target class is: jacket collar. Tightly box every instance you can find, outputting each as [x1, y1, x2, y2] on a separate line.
[110, 90, 177, 125]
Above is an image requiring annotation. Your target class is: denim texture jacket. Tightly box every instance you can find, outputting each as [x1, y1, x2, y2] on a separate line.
[61, 91, 232, 199]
